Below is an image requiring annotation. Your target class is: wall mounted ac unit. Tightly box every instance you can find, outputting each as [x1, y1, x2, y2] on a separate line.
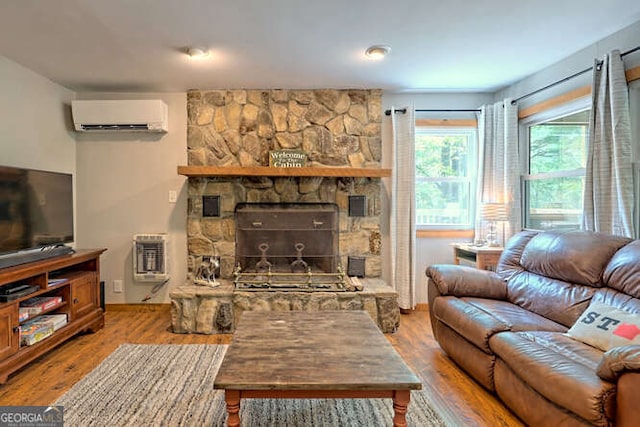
[71, 99, 168, 133]
[133, 234, 170, 282]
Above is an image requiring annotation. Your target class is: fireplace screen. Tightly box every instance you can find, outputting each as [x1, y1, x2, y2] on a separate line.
[233, 203, 359, 291]
[235, 203, 339, 273]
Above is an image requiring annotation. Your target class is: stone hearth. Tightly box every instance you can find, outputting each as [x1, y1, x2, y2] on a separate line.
[170, 278, 400, 334]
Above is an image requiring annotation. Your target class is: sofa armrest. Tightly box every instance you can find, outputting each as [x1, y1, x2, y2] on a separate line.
[596, 345, 640, 382]
[426, 264, 507, 299]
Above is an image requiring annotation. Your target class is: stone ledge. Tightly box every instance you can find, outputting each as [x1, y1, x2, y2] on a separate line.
[170, 278, 400, 334]
[169, 282, 234, 298]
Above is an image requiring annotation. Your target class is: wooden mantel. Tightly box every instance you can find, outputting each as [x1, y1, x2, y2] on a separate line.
[177, 165, 391, 178]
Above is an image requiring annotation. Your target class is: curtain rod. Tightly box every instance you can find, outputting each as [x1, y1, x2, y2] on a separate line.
[511, 45, 640, 105]
[384, 108, 481, 116]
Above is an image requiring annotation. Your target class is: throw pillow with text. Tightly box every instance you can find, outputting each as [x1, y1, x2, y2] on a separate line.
[566, 301, 640, 351]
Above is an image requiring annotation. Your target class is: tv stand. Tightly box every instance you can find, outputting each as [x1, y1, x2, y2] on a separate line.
[0, 249, 106, 383]
[0, 246, 75, 270]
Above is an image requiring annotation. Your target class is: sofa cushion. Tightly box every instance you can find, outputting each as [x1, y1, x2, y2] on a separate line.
[490, 331, 616, 425]
[463, 298, 567, 333]
[603, 240, 640, 298]
[432, 297, 510, 352]
[519, 230, 631, 287]
[432, 297, 565, 353]
[567, 301, 640, 351]
[497, 229, 538, 280]
[507, 271, 595, 327]
[593, 288, 640, 312]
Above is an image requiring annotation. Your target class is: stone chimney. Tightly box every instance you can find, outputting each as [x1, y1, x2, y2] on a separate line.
[185, 89, 384, 280]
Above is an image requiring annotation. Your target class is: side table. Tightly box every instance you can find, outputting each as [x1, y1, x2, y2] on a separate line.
[452, 243, 503, 271]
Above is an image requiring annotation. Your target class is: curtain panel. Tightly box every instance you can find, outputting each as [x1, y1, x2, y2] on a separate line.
[475, 99, 520, 245]
[390, 106, 416, 310]
[582, 50, 635, 237]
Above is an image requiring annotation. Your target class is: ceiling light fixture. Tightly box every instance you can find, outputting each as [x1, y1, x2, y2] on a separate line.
[365, 45, 391, 60]
[187, 47, 210, 59]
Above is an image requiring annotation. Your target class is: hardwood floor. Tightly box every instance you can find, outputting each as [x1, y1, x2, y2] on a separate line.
[0, 305, 523, 426]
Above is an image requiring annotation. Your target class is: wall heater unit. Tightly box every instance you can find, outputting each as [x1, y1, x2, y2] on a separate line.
[133, 234, 169, 282]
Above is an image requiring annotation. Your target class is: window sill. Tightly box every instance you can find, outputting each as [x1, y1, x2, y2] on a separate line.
[416, 229, 474, 239]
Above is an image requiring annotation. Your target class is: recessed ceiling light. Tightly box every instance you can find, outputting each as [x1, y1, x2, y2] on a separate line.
[365, 45, 391, 60]
[187, 47, 210, 59]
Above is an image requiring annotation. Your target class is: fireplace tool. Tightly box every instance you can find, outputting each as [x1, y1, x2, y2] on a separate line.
[290, 243, 308, 273]
[255, 242, 272, 272]
[232, 264, 362, 291]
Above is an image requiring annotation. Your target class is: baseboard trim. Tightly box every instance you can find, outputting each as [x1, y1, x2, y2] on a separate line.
[105, 303, 171, 312]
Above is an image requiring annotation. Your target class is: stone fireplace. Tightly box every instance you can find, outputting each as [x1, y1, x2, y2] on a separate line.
[170, 89, 400, 333]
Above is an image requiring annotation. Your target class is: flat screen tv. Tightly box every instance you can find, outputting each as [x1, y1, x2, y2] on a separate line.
[0, 165, 74, 258]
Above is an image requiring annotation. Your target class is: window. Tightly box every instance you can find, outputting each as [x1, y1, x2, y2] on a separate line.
[522, 109, 589, 230]
[415, 126, 477, 229]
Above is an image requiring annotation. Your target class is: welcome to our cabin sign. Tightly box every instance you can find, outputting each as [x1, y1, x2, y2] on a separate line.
[269, 150, 307, 168]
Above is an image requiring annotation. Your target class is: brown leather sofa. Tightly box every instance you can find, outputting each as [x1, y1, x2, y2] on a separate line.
[426, 230, 640, 426]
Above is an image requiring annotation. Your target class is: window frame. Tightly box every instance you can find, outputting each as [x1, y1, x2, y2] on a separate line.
[519, 97, 591, 231]
[414, 121, 478, 231]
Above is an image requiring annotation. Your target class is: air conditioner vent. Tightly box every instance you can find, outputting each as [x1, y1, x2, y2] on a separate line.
[71, 100, 168, 133]
[79, 124, 156, 132]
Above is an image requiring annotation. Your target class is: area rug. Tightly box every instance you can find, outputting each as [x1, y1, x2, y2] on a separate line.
[54, 344, 446, 426]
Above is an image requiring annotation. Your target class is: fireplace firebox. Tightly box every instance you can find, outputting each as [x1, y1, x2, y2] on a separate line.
[233, 203, 360, 291]
[235, 203, 338, 273]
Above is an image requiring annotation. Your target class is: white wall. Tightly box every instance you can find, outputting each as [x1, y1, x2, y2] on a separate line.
[0, 56, 78, 248]
[496, 20, 640, 107]
[74, 93, 187, 304]
[0, 56, 76, 178]
[380, 92, 494, 304]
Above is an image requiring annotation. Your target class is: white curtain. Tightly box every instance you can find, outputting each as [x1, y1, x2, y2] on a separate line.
[475, 99, 521, 245]
[582, 50, 635, 237]
[390, 106, 416, 310]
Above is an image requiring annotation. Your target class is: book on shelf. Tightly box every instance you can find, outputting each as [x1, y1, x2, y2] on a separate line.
[19, 295, 63, 317]
[47, 278, 68, 287]
[19, 314, 68, 346]
[35, 314, 68, 331]
[19, 319, 54, 346]
[18, 309, 30, 323]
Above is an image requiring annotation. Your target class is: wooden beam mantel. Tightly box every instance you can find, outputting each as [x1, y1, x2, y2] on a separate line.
[177, 165, 391, 178]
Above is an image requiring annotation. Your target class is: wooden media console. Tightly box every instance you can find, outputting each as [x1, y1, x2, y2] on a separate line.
[0, 249, 106, 383]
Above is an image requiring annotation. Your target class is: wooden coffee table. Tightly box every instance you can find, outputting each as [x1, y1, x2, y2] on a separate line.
[214, 310, 422, 427]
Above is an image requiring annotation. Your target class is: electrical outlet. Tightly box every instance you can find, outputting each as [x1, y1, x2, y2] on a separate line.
[113, 279, 124, 293]
[168, 190, 177, 203]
